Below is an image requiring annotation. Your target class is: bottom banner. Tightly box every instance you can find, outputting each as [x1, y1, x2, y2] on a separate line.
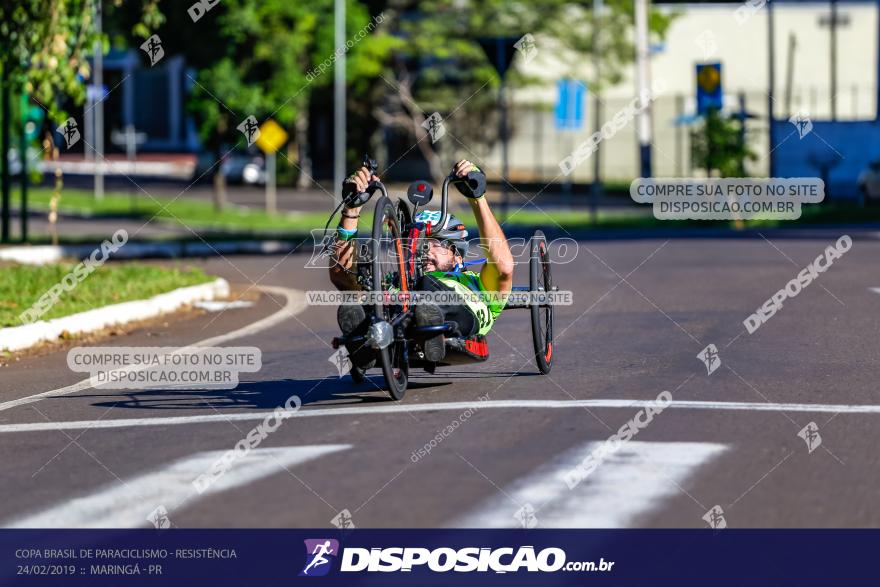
[1, 529, 874, 586]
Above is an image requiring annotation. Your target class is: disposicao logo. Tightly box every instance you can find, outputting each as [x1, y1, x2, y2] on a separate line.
[300, 539, 339, 577]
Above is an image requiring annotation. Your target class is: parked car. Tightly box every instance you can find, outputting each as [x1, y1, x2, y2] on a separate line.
[222, 151, 267, 185]
[193, 149, 266, 185]
[6, 147, 44, 177]
[857, 159, 880, 205]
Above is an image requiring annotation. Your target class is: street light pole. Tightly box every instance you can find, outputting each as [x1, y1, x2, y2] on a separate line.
[591, 0, 603, 224]
[767, 0, 776, 177]
[830, 0, 838, 120]
[20, 97, 27, 242]
[94, 0, 104, 201]
[333, 0, 345, 207]
[498, 47, 509, 222]
[634, 0, 653, 178]
[1, 67, 9, 243]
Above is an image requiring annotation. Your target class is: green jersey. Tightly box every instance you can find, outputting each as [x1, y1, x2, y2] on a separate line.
[425, 270, 506, 336]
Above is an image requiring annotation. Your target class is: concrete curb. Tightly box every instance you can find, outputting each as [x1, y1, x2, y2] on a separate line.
[502, 225, 880, 242]
[0, 278, 230, 353]
[0, 240, 302, 265]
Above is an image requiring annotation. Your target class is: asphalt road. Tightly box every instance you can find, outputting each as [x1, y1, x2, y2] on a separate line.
[1, 231, 878, 529]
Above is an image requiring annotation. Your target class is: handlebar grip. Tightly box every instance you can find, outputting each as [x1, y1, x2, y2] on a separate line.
[343, 190, 372, 209]
[465, 171, 486, 198]
[452, 170, 486, 199]
[342, 155, 380, 209]
[343, 180, 386, 209]
[363, 153, 378, 175]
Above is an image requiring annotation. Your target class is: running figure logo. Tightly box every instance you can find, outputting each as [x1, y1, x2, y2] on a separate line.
[788, 111, 813, 139]
[300, 539, 339, 577]
[421, 112, 445, 143]
[697, 343, 721, 375]
[514, 33, 538, 64]
[330, 508, 356, 530]
[694, 30, 717, 59]
[139, 34, 165, 66]
[56, 117, 81, 149]
[797, 421, 822, 453]
[328, 347, 353, 378]
[237, 115, 261, 146]
[514, 503, 539, 528]
[702, 505, 727, 529]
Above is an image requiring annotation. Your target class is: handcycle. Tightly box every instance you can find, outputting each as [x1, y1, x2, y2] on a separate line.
[329, 156, 555, 400]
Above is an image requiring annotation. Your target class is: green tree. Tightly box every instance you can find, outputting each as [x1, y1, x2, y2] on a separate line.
[691, 109, 757, 178]
[377, 0, 678, 184]
[548, 0, 678, 89]
[377, 0, 531, 183]
[0, 1, 161, 128]
[0, 0, 160, 242]
[170, 0, 394, 209]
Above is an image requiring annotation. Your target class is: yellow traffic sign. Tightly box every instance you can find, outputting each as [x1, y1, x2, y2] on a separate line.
[255, 118, 288, 154]
[697, 64, 720, 94]
[696, 62, 723, 114]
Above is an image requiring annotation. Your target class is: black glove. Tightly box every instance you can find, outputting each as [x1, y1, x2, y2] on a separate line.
[342, 154, 379, 209]
[454, 166, 487, 199]
[342, 177, 370, 209]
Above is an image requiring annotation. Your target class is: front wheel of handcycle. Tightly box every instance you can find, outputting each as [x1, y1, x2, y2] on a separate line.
[530, 229, 554, 374]
[372, 196, 410, 400]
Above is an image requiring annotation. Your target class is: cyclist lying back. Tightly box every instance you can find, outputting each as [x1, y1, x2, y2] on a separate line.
[329, 159, 514, 364]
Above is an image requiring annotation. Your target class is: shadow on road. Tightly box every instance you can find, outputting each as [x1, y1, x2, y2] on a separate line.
[81, 377, 395, 410]
[78, 370, 539, 411]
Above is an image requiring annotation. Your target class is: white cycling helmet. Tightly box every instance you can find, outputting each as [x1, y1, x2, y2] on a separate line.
[414, 210, 469, 257]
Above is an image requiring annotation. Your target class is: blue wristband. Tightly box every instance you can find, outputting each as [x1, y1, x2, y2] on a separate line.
[336, 226, 357, 241]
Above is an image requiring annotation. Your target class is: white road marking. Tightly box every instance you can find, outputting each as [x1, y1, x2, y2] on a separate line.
[454, 441, 726, 528]
[1, 398, 880, 434]
[194, 300, 255, 312]
[4, 444, 349, 528]
[0, 285, 306, 414]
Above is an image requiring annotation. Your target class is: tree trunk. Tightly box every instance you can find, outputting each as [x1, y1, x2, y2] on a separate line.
[396, 78, 443, 185]
[413, 121, 444, 186]
[213, 147, 227, 212]
[373, 73, 445, 186]
[1, 66, 10, 243]
[295, 103, 312, 189]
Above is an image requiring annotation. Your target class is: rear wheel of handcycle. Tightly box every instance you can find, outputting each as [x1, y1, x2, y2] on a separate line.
[530, 229, 554, 374]
[372, 196, 410, 400]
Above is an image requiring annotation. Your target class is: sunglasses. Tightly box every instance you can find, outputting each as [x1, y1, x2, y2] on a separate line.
[424, 239, 455, 252]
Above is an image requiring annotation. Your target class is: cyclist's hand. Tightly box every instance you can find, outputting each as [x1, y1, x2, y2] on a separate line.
[348, 166, 378, 193]
[453, 159, 479, 178]
[342, 166, 380, 209]
[452, 159, 486, 199]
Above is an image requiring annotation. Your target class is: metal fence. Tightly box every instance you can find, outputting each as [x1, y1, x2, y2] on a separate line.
[473, 86, 876, 184]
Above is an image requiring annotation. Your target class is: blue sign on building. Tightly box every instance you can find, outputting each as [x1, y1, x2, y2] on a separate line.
[555, 79, 586, 130]
[696, 62, 723, 115]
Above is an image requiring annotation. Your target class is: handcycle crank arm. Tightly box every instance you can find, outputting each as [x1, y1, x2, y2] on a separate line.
[410, 322, 458, 336]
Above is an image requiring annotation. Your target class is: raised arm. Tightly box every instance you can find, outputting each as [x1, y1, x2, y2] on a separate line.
[452, 160, 514, 295]
[328, 166, 377, 291]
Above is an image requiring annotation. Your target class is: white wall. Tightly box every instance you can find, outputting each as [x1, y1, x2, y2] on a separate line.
[471, 2, 878, 182]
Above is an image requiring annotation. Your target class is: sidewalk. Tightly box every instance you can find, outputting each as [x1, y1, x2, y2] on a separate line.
[33, 175, 635, 214]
